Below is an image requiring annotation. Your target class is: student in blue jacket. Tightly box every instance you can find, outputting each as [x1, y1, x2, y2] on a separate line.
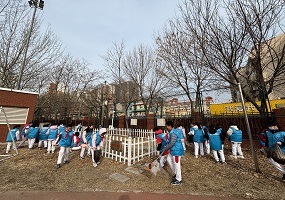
[90, 128, 107, 168]
[57, 124, 73, 168]
[38, 123, 50, 149]
[208, 124, 226, 164]
[6, 125, 21, 154]
[189, 122, 205, 158]
[27, 123, 39, 149]
[227, 122, 244, 159]
[163, 121, 184, 185]
[265, 121, 285, 182]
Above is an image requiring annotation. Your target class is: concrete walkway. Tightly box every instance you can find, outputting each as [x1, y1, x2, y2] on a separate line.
[0, 191, 246, 200]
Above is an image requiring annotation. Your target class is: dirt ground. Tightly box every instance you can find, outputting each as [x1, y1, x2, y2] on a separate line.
[0, 142, 284, 200]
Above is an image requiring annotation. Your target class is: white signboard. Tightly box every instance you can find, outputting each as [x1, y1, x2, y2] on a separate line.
[130, 118, 137, 126]
[157, 118, 165, 127]
[0, 106, 29, 124]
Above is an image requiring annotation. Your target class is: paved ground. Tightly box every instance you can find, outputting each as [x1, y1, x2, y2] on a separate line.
[0, 191, 246, 200]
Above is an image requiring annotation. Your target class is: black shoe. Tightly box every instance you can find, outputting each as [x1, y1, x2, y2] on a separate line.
[64, 160, 69, 164]
[282, 174, 285, 182]
[80, 156, 85, 160]
[171, 179, 182, 185]
[172, 175, 176, 181]
[57, 164, 61, 169]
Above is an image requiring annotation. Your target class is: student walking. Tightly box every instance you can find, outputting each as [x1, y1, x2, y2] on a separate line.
[27, 124, 39, 149]
[46, 124, 58, 154]
[56, 124, 73, 168]
[38, 124, 50, 149]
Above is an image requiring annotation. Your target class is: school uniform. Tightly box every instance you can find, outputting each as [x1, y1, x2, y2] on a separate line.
[208, 128, 225, 163]
[18, 124, 30, 148]
[38, 127, 49, 148]
[155, 130, 169, 167]
[71, 134, 81, 150]
[266, 129, 285, 175]
[6, 128, 19, 153]
[190, 125, 205, 157]
[90, 128, 106, 167]
[227, 125, 244, 158]
[79, 129, 93, 159]
[57, 129, 74, 166]
[27, 127, 39, 149]
[163, 128, 184, 184]
[46, 125, 58, 153]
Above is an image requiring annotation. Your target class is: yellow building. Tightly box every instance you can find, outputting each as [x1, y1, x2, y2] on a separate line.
[210, 99, 285, 115]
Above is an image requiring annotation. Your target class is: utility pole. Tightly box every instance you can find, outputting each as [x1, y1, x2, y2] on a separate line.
[17, 0, 44, 90]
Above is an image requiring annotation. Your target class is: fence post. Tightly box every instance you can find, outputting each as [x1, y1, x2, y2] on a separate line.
[127, 136, 132, 166]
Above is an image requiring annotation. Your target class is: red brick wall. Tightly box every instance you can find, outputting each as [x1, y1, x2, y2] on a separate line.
[0, 89, 38, 142]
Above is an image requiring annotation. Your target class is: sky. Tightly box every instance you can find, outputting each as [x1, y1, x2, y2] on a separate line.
[39, 0, 183, 71]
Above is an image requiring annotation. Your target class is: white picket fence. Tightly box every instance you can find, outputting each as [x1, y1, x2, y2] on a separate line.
[102, 128, 157, 166]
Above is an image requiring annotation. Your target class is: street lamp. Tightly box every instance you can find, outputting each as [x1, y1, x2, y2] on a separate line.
[17, 0, 44, 90]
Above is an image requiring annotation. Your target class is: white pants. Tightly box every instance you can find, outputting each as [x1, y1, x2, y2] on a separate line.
[57, 146, 70, 164]
[160, 154, 167, 167]
[47, 140, 56, 153]
[72, 146, 81, 151]
[167, 154, 182, 181]
[204, 140, 210, 154]
[268, 158, 285, 174]
[232, 142, 243, 156]
[6, 142, 16, 153]
[194, 142, 204, 156]
[38, 140, 47, 148]
[80, 146, 91, 158]
[18, 135, 27, 147]
[213, 149, 225, 162]
[28, 138, 36, 149]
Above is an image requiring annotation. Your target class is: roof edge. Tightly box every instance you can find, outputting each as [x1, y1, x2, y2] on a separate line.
[0, 87, 39, 95]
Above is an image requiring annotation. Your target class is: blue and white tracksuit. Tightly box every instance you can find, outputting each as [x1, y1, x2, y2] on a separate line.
[208, 129, 225, 163]
[80, 130, 93, 158]
[57, 129, 74, 165]
[266, 129, 285, 175]
[27, 127, 39, 149]
[163, 128, 184, 182]
[46, 126, 58, 153]
[6, 128, 19, 153]
[38, 127, 49, 148]
[190, 125, 205, 157]
[227, 125, 243, 157]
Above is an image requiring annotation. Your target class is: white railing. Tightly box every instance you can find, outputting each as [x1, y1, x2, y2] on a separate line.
[103, 128, 156, 166]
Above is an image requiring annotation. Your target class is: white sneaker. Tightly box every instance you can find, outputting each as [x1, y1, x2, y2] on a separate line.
[93, 162, 97, 168]
[230, 155, 237, 159]
[195, 155, 198, 158]
[237, 155, 245, 159]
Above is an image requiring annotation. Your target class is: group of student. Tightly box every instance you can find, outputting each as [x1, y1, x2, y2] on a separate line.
[5, 122, 107, 169]
[5, 119, 285, 184]
[154, 121, 247, 185]
[155, 120, 285, 184]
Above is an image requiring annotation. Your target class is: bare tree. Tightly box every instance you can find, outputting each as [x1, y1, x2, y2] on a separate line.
[155, 17, 224, 113]
[178, 0, 285, 115]
[122, 44, 169, 116]
[0, 0, 62, 91]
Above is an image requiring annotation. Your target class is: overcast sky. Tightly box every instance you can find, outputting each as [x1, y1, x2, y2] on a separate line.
[40, 0, 182, 71]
